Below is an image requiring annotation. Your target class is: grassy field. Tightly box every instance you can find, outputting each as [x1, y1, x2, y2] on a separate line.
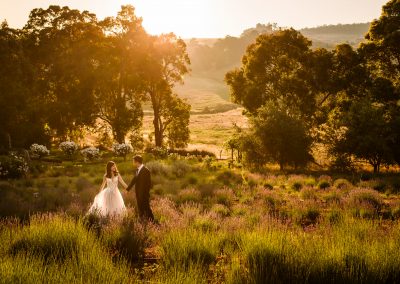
[143, 108, 247, 157]
[1, 154, 400, 283]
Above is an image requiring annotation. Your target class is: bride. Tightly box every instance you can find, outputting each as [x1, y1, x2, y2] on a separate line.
[88, 161, 128, 217]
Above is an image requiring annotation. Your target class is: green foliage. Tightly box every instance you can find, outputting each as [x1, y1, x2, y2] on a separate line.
[164, 94, 191, 149]
[160, 229, 220, 269]
[0, 155, 29, 179]
[2, 215, 135, 283]
[249, 103, 313, 170]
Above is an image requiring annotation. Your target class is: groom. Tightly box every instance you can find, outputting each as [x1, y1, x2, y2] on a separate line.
[126, 155, 155, 222]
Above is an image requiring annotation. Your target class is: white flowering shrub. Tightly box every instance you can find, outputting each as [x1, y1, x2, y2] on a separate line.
[81, 147, 100, 161]
[59, 141, 78, 158]
[30, 144, 50, 158]
[0, 154, 29, 179]
[112, 143, 132, 160]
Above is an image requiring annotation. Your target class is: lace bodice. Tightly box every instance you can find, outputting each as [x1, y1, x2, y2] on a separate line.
[106, 176, 118, 190]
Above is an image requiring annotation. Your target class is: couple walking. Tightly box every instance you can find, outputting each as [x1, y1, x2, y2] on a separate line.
[88, 155, 154, 221]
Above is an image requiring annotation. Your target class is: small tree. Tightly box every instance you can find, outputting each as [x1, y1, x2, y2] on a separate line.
[163, 94, 191, 149]
[250, 103, 313, 170]
[340, 99, 394, 173]
[224, 124, 244, 162]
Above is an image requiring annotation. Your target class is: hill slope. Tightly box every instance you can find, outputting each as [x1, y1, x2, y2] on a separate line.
[177, 23, 371, 111]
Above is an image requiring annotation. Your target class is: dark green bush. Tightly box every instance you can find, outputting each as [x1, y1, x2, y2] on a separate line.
[0, 155, 29, 179]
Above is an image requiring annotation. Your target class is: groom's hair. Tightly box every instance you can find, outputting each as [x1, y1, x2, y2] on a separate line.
[133, 155, 143, 164]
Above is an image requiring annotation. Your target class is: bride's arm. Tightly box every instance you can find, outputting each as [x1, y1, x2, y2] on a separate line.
[99, 175, 106, 192]
[118, 174, 128, 189]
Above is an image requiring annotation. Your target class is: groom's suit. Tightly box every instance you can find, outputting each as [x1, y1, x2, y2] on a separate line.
[126, 165, 154, 221]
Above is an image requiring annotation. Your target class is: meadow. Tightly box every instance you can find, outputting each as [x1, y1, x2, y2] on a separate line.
[143, 108, 247, 157]
[1, 152, 400, 283]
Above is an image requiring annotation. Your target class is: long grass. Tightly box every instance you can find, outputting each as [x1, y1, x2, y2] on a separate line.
[236, 218, 400, 283]
[0, 215, 137, 284]
[2, 157, 400, 283]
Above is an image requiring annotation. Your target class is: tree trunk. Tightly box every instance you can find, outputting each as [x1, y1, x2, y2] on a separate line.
[113, 126, 125, 144]
[373, 164, 378, 173]
[151, 92, 163, 148]
[153, 114, 163, 147]
[7, 133, 12, 149]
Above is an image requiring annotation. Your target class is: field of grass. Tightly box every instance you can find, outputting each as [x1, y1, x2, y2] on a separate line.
[2, 153, 400, 283]
[143, 108, 248, 157]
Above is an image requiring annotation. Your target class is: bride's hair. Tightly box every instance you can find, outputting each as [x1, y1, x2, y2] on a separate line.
[106, 161, 119, 178]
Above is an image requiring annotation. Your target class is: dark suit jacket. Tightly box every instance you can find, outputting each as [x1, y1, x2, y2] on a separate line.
[126, 166, 151, 203]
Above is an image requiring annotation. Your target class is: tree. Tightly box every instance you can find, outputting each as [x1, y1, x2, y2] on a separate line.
[224, 29, 327, 170]
[224, 124, 244, 162]
[23, 6, 103, 139]
[0, 22, 49, 148]
[249, 103, 313, 170]
[361, 0, 400, 85]
[143, 33, 191, 147]
[95, 5, 147, 143]
[161, 93, 191, 149]
[225, 29, 317, 119]
[340, 99, 394, 173]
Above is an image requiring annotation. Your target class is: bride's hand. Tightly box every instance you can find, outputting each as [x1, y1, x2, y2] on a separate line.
[118, 174, 128, 189]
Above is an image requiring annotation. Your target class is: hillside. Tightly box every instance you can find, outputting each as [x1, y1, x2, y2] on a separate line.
[176, 23, 371, 112]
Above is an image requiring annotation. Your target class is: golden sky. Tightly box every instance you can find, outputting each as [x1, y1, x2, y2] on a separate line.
[0, 0, 387, 38]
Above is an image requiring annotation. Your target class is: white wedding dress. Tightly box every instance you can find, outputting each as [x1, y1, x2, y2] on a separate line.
[88, 176, 126, 217]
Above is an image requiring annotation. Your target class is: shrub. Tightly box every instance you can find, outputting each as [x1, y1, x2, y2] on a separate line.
[288, 176, 304, 191]
[145, 146, 168, 159]
[327, 210, 343, 224]
[263, 182, 273, 190]
[203, 156, 215, 170]
[259, 191, 283, 212]
[59, 141, 78, 158]
[323, 190, 342, 204]
[80, 147, 100, 162]
[30, 144, 50, 159]
[391, 206, 400, 219]
[186, 175, 198, 185]
[213, 187, 235, 206]
[304, 177, 316, 187]
[294, 207, 320, 226]
[167, 148, 216, 158]
[300, 187, 317, 200]
[171, 160, 191, 178]
[102, 213, 148, 263]
[347, 189, 383, 211]
[112, 143, 132, 160]
[318, 180, 331, 190]
[217, 170, 242, 186]
[0, 154, 29, 179]
[334, 178, 352, 190]
[211, 204, 230, 217]
[177, 188, 201, 204]
[147, 161, 171, 176]
[291, 181, 303, 191]
[193, 214, 218, 231]
[346, 189, 383, 218]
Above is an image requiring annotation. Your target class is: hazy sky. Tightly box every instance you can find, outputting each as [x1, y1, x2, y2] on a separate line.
[0, 0, 387, 38]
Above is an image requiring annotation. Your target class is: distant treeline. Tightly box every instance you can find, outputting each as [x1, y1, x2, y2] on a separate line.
[187, 22, 371, 82]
